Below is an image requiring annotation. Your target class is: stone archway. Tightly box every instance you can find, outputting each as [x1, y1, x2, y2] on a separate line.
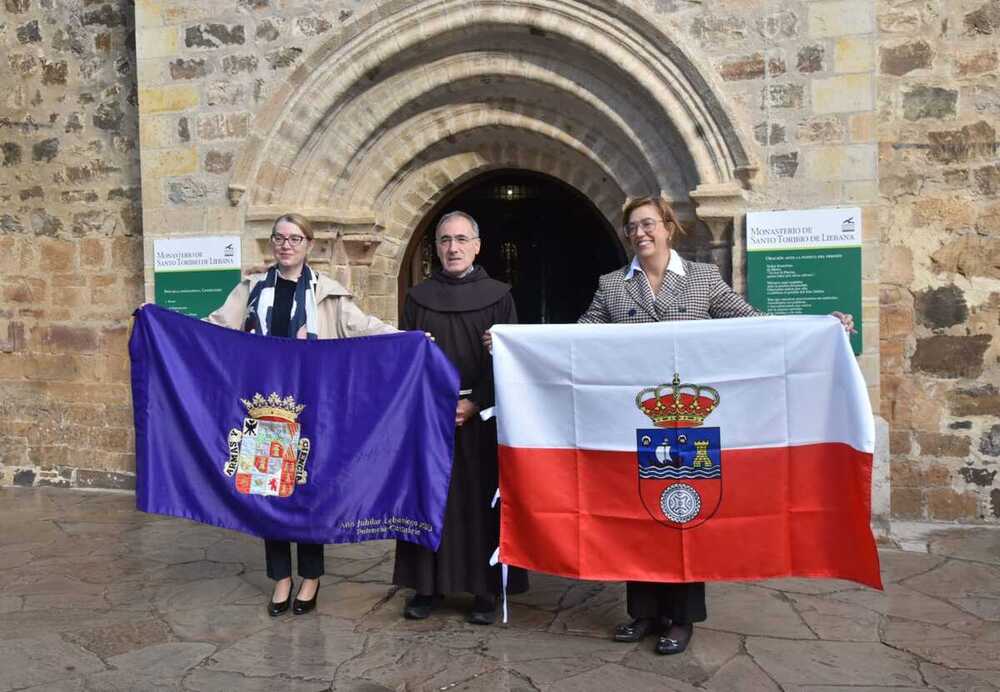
[227, 0, 758, 323]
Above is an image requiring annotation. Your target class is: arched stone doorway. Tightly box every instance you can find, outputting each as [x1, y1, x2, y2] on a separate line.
[226, 0, 759, 324]
[401, 170, 625, 324]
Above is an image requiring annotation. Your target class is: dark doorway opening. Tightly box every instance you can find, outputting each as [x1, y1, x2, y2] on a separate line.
[400, 170, 625, 324]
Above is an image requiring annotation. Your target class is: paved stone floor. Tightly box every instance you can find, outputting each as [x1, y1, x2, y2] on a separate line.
[2, 488, 999, 692]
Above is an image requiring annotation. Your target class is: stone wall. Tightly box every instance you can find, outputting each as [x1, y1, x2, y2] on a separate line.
[876, 0, 1000, 521]
[0, 0, 142, 489]
[0, 0, 998, 524]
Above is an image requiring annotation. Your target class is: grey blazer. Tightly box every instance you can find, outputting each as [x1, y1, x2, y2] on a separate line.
[578, 258, 762, 324]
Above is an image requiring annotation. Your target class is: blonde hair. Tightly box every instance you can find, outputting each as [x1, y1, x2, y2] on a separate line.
[272, 213, 314, 240]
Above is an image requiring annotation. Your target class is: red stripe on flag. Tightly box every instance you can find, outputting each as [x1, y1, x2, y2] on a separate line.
[499, 443, 882, 589]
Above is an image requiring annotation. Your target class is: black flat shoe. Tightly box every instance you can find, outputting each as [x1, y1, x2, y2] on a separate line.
[292, 580, 319, 615]
[467, 596, 497, 625]
[613, 617, 658, 642]
[403, 594, 434, 620]
[655, 623, 694, 655]
[267, 581, 293, 617]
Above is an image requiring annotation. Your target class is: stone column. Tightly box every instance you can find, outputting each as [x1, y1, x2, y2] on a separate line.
[689, 183, 748, 293]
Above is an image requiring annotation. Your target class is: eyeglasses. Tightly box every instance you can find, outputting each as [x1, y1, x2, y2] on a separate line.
[270, 233, 307, 247]
[623, 218, 663, 237]
[436, 235, 479, 247]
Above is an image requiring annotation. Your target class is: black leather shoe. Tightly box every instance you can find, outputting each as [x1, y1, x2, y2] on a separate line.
[292, 580, 319, 615]
[655, 623, 694, 655]
[403, 594, 434, 620]
[467, 596, 497, 625]
[267, 580, 293, 617]
[613, 617, 657, 642]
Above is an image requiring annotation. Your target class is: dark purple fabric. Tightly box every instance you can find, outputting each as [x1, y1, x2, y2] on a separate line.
[130, 304, 459, 549]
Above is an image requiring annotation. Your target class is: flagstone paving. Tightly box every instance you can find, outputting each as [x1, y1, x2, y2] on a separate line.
[2, 487, 999, 692]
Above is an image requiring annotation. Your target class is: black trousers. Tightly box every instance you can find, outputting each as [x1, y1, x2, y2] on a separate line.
[264, 540, 324, 580]
[626, 581, 707, 624]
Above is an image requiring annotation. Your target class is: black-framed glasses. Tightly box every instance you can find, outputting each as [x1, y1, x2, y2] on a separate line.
[271, 233, 307, 247]
[623, 218, 662, 237]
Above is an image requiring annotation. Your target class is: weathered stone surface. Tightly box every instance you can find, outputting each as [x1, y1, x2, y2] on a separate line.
[745, 639, 922, 687]
[754, 122, 785, 145]
[169, 57, 210, 80]
[266, 46, 302, 69]
[981, 424, 1000, 456]
[903, 86, 958, 120]
[915, 285, 969, 328]
[881, 40, 933, 76]
[184, 23, 245, 48]
[1, 142, 22, 166]
[719, 53, 765, 81]
[204, 150, 234, 173]
[931, 235, 1000, 280]
[691, 15, 747, 44]
[763, 83, 804, 109]
[256, 19, 280, 41]
[974, 162, 1000, 196]
[296, 16, 331, 36]
[769, 152, 798, 178]
[797, 116, 845, 143]
[16, 19, 41, 43]
[927, 121, 997, 164]
[911, 335, 991, 378]
[222, 54, 258, 74]
[76, 468, 135, 490]
[32, 137, 59, 162]
[0, 634, 105, 689]
[956, 49, 999, 76]
[796, 45, 824, 73]
[964, 1, 1000, 35]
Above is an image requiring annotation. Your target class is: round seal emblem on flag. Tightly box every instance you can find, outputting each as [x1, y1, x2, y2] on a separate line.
[660, 483, 701, 524]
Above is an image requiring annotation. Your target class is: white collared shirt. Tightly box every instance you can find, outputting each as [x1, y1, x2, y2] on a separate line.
[624, 249, 686, 305]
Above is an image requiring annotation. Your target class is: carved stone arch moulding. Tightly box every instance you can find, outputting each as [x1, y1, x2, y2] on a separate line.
[229, 0, 760, 305]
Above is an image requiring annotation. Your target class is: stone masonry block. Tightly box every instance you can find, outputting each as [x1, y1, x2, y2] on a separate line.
[812, 74, 873, 113]
[805, 145, 876, 181]
[136, 26, 179, 60]
[834, 36, 873, 73]
[140, 85, 199, 114]
[142, 147, 198, 178]
[809, 1, 873, 38]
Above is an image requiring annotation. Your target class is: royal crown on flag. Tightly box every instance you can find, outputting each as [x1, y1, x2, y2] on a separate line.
[240, 392, 306, 422]
[634, 373, 720, 427]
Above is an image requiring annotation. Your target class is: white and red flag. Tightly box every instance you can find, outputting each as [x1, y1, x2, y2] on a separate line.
[492, 316, 882, 589]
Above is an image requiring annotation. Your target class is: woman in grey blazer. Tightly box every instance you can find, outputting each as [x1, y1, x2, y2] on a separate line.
[580, 195, 854, 655]
[578, 195, 760, 655]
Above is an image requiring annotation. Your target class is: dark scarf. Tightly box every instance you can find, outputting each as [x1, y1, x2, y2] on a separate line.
[243, 264, 319, 339]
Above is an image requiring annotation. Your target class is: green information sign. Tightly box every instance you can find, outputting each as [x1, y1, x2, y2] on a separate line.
[746, 208, 863, 355]
[154, 236, 242, 318]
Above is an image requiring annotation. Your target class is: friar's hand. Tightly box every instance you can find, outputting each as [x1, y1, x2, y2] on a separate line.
[482, 329, 493, 353]
[424, 331, 435, 342]
[456, 398, 480, 427]
[831, 311, 856, 334]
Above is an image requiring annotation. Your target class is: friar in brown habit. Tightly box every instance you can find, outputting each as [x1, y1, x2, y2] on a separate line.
[392, 210, 528, 624]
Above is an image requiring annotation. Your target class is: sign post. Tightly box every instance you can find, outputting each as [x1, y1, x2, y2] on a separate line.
[154, 236, 242, 318]
[746, 208, 863, 355]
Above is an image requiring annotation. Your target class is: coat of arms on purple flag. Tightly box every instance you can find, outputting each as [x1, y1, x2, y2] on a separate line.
[130, 304, 459, 549]
[224, 393, 311, 498]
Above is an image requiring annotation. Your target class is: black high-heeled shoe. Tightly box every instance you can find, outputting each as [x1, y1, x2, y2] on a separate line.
[292, 579, 320, 615]
[267, 580, 294, 617]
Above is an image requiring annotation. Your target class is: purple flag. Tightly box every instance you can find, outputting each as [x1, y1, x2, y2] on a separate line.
[130, 304, 459, 549]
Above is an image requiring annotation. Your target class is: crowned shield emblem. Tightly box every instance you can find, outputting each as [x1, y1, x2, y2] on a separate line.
[635, 374, 722, 529]
[222, 393, 311, 498]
